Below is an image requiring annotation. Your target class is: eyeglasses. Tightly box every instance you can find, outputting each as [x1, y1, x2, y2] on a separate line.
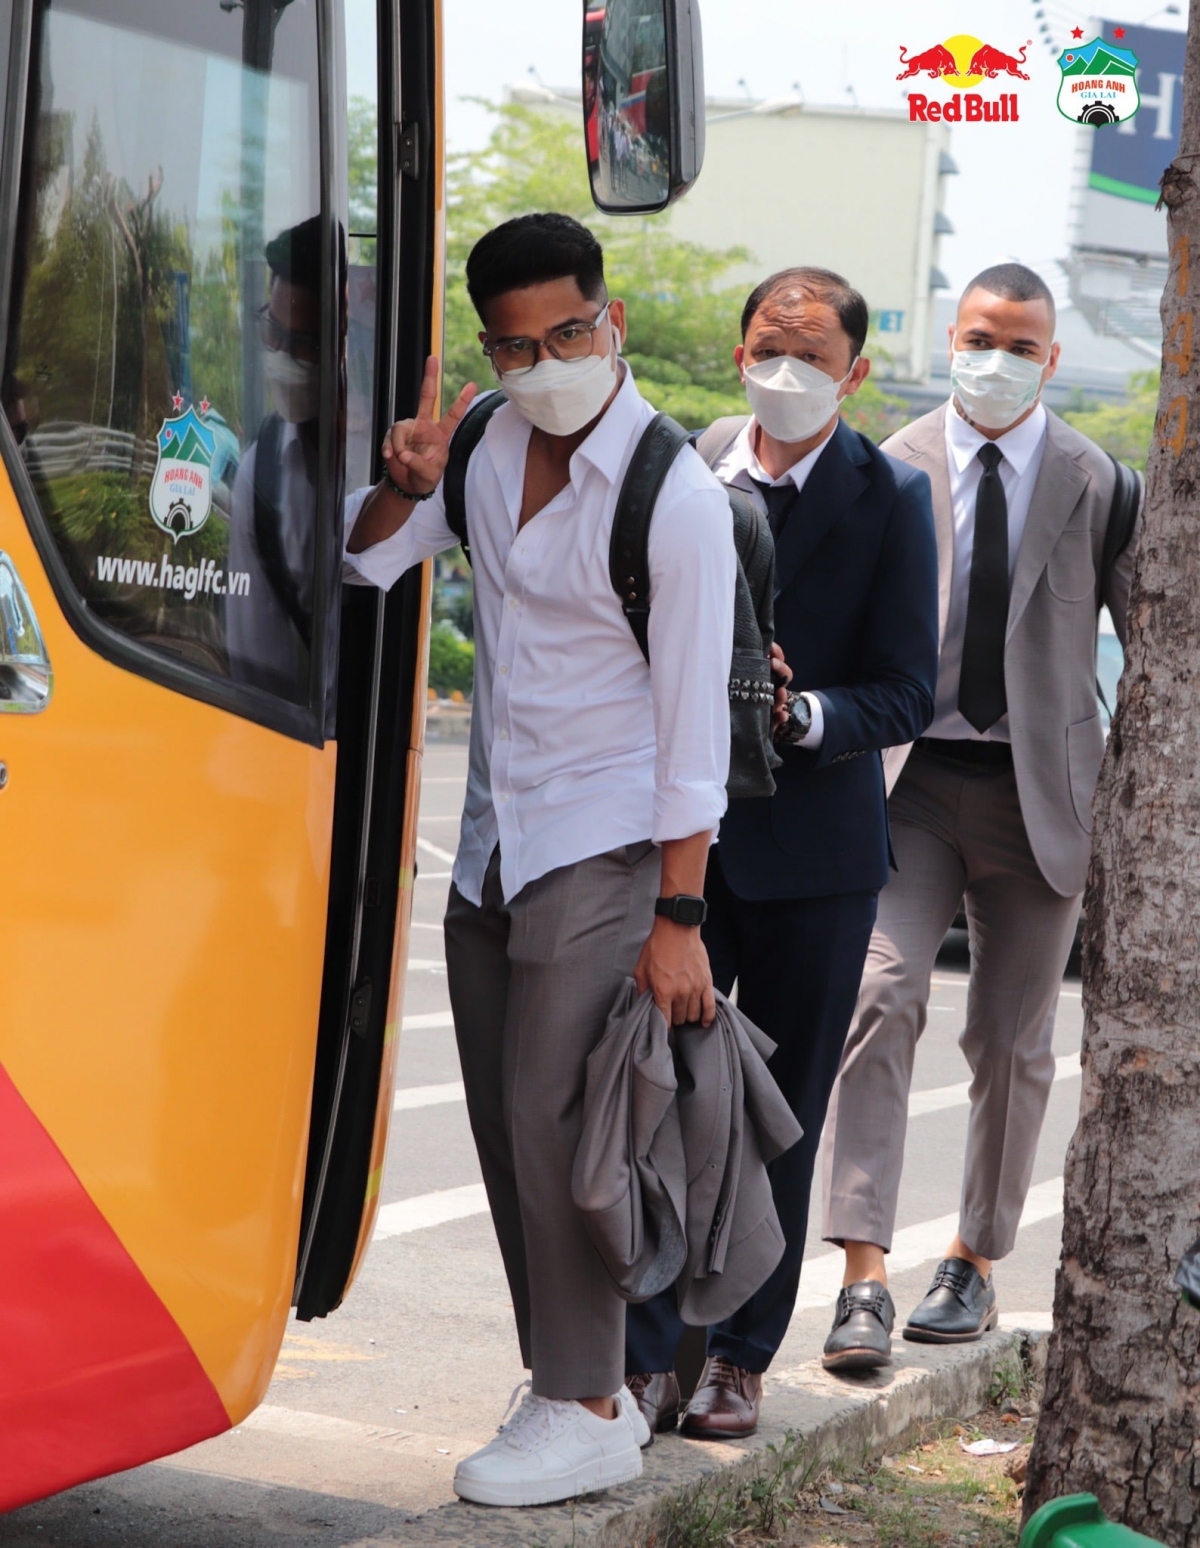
[482, 304, 611, 377]
[255, 304, 320, 364]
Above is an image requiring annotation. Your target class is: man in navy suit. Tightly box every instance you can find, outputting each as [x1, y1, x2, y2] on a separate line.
[624, 268, 940, 1438]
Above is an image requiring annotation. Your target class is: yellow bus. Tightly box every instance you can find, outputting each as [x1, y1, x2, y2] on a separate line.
[0, 0, 701, 1512]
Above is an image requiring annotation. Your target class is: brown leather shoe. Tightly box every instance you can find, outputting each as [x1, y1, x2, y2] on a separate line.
[680, 1356, 762, 1439]
[626, 1370, 681, 1434]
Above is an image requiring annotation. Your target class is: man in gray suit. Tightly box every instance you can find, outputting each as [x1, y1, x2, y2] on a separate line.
[819, 263, 1138, 1365]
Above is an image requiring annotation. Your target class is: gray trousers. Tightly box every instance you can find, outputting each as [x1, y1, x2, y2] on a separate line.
[444, 842, 660, 1400]
[821, 748, 1082, 1262]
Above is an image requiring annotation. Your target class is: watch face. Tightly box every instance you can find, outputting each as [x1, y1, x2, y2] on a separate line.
[674, 896, 706, 927]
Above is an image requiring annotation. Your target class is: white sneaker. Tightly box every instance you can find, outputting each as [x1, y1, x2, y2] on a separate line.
[453, 1381, 643, 1507]
[617, 1383, 653, 1450]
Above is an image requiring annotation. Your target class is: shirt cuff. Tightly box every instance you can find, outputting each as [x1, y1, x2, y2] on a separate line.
[798, 691, 825, 750]
[651, 780, 728, 845]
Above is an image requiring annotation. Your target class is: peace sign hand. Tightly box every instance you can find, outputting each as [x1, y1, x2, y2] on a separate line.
[381, 356, 478, 498]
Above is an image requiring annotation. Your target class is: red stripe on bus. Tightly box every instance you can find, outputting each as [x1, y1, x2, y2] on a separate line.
[0, 1064, 230, 1511]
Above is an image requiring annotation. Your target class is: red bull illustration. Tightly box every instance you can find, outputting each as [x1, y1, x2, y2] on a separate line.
[898, 34, 1030, 124]
[967, 42, 1031, 80]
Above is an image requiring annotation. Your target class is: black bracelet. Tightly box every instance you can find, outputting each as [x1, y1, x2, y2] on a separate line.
[384, 468, 436, 502]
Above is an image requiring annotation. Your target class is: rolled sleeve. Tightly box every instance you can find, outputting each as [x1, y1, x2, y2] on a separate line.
[645, 468, 735, 843]
[342, 481, 459, 591]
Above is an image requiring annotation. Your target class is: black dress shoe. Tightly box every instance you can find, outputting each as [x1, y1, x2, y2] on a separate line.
[822, 1281, 896, 1371]
[903, 1257, 998, 1343]
[626, 1370, 681, 1434]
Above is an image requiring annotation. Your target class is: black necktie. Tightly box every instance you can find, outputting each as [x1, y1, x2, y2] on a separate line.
[958, 442, 1009, 734]
[752, 479, 797, 540]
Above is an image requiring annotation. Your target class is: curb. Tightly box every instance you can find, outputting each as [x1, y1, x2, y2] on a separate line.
[377, 1319, 1050, 1547]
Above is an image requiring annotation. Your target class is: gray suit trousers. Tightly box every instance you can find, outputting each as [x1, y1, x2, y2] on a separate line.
[444, 842, 660, 1400]
[821, 748, 1081, 1262]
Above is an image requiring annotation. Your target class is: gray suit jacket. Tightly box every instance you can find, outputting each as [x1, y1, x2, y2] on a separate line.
[571, 980, 802, 1324]
[881, 404, 1139, 898]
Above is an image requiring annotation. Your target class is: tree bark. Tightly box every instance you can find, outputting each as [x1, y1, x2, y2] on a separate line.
[1023, 10, 1200, 1540]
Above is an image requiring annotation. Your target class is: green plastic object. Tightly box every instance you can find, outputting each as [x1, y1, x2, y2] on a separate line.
[1021, 1495, 1167, 1548]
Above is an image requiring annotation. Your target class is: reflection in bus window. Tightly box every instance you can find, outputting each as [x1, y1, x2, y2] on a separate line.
[345, 0, 380, 494]
[588, 1, 670, 209]
[2, 0, 327, 709]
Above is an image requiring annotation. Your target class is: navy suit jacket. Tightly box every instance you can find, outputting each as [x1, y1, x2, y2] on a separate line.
[717, 417, 939, 901]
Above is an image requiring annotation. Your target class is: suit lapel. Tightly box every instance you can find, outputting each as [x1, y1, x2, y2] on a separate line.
[889, 404, 954, 646]
[1006, 413, 1089, 638]
[772, 419, 868, 597]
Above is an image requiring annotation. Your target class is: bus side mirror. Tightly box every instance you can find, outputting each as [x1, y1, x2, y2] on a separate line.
[583, 0, 705, 215]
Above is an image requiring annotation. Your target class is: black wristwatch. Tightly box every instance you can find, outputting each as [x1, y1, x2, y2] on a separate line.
[654, 894, 708, 927]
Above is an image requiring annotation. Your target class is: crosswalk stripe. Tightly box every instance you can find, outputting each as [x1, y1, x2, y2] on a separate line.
[394, 1081, 465, 1112]
[374, 1183, 489, 1239]
[416, 836, 457, 865]
[907, 1051, 1080, 1117]
[401, 1011, 455, 1031]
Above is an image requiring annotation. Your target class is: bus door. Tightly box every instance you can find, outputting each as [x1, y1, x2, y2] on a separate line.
[0, 0, 433, 1510]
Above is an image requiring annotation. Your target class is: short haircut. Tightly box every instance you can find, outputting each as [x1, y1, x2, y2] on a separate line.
[740, 267, 869, 357]
[466, 213, 606, 320]
[961, 263, 1056, 324]
[266, 216, 323, 292]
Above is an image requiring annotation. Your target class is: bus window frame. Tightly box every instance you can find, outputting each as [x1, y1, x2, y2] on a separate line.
[0, 0, 347, 748]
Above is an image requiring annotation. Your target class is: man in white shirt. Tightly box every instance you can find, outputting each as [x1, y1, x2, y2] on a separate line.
[346, 213, 735, 1507]
[820, 264, 1138, 1368]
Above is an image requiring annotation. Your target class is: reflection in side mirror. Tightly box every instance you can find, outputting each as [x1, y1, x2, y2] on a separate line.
[583, 0, 705, 215]
[0, 553, 52, 713]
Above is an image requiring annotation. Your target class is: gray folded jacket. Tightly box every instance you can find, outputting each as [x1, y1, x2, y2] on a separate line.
[571, 979, 803, 1326]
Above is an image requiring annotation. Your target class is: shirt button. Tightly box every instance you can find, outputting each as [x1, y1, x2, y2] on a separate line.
[499, 663, 509, 676]
[500, 792, 510, 804]
[498, 729, 509, 741]
[507, 597, 520, 611]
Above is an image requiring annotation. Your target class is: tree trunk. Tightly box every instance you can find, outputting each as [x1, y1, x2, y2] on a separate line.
[1023, 11, 1200, 1540]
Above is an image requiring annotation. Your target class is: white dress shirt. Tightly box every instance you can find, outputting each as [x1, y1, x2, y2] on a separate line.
[711, 415, 838, 749]
[346, 367, 735, 905]
[927, 400, 1048, 742]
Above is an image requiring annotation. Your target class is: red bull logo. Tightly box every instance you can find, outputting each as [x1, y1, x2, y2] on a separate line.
[898, 34, 1030, 123]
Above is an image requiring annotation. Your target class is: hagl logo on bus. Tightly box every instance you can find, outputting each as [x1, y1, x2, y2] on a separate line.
[150, 399, 215, 544]
[898, 35, 1030, 124]
[1057, 37, 1140, 126]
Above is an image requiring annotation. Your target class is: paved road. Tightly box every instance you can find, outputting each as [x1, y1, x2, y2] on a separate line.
[0, 737, 1081, 1544]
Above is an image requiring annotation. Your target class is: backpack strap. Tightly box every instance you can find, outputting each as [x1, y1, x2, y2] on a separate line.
[609, 412, 691, 662]
[252, 412, 312, 651]
[693, 415, 750, 472]
[442, 389, 506, 566]
[1100, 453, 1141, 597]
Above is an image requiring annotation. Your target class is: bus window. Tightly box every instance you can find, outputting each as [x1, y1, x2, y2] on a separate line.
[1, 0, 339, 726]
[345, 0, 379, 496]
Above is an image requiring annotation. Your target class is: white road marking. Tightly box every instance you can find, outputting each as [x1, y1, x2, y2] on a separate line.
[792, 1176, 1065, 1313]
[419, 776, 467, 785]
[401, 1011, 455, 1031]
[409, 921, 443, 931]
[406, 959, 445, 971]
[415, 870, 453, 880]
[416, 836, 457, 865]
[394, 1081, 465, 1112]
[374, 1183, 489, 1239]
[908, 1051, 1080, 1117]
[418, 814, 462, 823]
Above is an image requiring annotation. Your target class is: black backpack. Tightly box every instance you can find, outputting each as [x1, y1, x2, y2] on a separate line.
[442, 391, 781, 798]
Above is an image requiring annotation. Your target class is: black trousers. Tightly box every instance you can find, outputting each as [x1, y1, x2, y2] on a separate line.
[624, 850, 878, 1376]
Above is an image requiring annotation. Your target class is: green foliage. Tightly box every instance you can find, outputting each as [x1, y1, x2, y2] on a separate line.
[443, 102, 751, 414]
[1063, 368, 1158, 470]
[428, 619, 475, 696]
[347, 94, 379, 265]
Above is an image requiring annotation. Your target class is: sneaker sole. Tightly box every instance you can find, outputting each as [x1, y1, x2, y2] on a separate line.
[822, 1346, 893, 1372]
[902, 1308, 999, 1345]
[453, 1447, 643, 1508]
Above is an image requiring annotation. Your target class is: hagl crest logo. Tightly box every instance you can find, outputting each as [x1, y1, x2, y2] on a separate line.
[150, 399, 215, 545]
[899, 35, 1030, 124]
[1057, 36, 1140, 126]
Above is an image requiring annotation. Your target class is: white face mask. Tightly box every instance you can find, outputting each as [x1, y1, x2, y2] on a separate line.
[743, 354, 854, 444]
[265, 348, 321, 424]
[499, 328, 620, 437]
[950, 344, 1047, 431]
